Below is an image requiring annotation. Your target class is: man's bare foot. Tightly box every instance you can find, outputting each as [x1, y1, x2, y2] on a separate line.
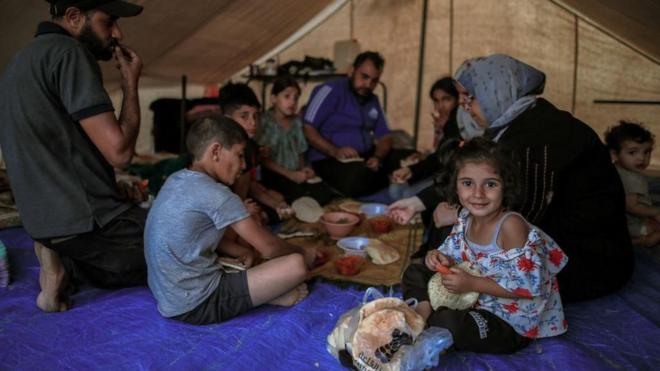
[34, 243, 69, 312]
[268, 283, 308, 306]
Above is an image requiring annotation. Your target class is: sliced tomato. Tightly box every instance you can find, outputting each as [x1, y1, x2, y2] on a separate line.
[435, 264, 453, 275]
[335, 255, 365, 276]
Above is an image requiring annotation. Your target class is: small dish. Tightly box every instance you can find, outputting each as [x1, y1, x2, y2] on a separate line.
[336, 236, 370, 257]
[360, 203, 388, 218]
[334, 255, 366, 276]
[369, 216, 392, 234]
[320, 212, 360, 239]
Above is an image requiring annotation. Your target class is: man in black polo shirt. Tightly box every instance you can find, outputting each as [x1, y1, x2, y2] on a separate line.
[0, 0, 145, 312]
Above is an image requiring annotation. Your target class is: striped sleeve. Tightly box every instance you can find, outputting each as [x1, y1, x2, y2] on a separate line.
[303, 84, 335, 129]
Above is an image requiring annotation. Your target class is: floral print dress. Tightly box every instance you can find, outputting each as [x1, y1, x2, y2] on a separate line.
[438, 209, 569, 338]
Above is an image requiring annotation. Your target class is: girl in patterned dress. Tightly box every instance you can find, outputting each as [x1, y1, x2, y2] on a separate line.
[402, 137, 568, 354]
[257, 76, 338, 205]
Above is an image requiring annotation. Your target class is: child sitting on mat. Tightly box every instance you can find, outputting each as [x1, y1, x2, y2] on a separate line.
[256, 76, 338, 205]
[402, 137, 568, 353]
[605, 121, 660, 247]
[145, 115, 317, 325]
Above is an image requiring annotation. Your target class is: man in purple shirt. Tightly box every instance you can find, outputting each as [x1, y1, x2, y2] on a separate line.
[303, 51, 408, 197]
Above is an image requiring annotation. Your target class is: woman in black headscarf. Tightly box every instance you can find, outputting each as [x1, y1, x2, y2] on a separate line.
[458, 54, 636, 302]
[392, 54, 633, 302]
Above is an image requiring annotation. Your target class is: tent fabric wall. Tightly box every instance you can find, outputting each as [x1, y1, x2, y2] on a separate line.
[273, 0, 660, 166]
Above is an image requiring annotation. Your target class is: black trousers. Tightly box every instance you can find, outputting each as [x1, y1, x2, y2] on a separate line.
[39, 206, 148, 288]
[311, 148, 414, 198]
[261, 168, 340, 205]
[402, 263, 531, 354]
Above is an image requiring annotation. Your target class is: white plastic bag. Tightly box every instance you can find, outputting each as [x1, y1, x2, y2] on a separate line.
[327, 288, 454, 371]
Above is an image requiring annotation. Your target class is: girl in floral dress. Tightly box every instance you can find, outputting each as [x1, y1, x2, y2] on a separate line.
[402, 137, 568, 354]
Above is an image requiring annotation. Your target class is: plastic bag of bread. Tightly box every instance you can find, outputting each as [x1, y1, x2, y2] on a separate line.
[365, 239, 400, 265]
[428, 261, 481, 310]
[328, 288, 442, 371]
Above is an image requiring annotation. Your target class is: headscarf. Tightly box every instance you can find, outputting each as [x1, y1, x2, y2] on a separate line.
[455, 54, 546, 135]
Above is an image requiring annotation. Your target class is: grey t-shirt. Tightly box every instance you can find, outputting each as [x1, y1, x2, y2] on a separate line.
[616, 164, 651, 236]
[145, 169, 250, 317]
[0, 22, 129, 239]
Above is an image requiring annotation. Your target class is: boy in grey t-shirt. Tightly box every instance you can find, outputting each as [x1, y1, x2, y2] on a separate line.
[605, 121, 660, 247]
[145, 115, 317, 324]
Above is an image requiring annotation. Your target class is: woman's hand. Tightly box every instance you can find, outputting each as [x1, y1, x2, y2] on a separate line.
[442, 268, 477, 294]
[391, 167, 412, 184]
[425, 250, 452, 271]
[387, 196, 426, 225]
[433, 202, 459, 228]
[366, 156, 380, 172]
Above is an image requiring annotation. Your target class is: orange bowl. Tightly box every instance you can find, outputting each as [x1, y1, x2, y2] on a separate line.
[319, 212, 360, 239]
[369, 216, 392, 234]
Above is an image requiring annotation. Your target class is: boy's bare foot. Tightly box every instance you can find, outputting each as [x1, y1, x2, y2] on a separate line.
[34, 242, 69, 312]
[268, 283, 308, 306]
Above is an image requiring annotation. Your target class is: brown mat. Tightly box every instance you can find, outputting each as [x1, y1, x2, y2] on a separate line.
[281, 201, 422, 286]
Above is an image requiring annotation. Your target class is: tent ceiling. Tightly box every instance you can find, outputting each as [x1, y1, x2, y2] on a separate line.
[0, 0, 657, 86]
[553, 0, 660, 64]
[0, 0, 334, 86]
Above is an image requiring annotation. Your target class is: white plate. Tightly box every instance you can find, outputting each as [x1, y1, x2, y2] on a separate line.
[360, 203, 388, 218]
[337, 237, 370, 257]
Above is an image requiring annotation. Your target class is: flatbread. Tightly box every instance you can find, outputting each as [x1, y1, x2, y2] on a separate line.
[428, 261, 481, 310]
[338, 201, 362, 214]
[365, 239, 400, 265]
[217, 257, 246, 271]
[292, 196, 324, 223]
[337, 157, 364, 163]
[306, 176, 322, 184]
[277, 230, 317, 239]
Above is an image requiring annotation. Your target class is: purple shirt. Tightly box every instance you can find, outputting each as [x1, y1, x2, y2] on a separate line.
[303, 78, 390, 162]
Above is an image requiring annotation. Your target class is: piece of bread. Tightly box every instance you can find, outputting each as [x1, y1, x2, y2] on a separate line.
[365, 240, 400, 265]
[292, 196, 324, 223]
[428, 261, 481, 310]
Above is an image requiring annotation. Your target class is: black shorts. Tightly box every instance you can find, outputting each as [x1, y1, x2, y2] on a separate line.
[402, 263, 530, 354]
[428, 307, 531, 354]
[38, 206, 147, 288]
[172, 270, 254, 325]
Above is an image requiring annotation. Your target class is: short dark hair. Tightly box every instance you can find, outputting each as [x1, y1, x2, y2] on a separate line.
[271, 75, 301, 96]
[186, 114, 247, 160]
[353, 51, 385, 70]
[429, 77, 458, 99]
[218, 82, 261, 115]
[448, 137, 521, 210]
[604, 120, 655, 152]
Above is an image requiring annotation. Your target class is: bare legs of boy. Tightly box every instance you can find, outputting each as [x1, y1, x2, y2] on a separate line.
[34, 242, 69, 312]
[247, 253, 309, 307]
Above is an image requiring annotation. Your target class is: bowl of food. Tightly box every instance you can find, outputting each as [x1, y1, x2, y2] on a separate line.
[319, 212, 360, 239]
[369, 216, 392, 234]
[334, 255, 366, 276]
[360, 203, 388, 218]
[336, 236, 370, 257]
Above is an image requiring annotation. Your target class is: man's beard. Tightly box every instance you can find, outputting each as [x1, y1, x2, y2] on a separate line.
[349, 77, 373, 104]
[78, 24, 113, 61]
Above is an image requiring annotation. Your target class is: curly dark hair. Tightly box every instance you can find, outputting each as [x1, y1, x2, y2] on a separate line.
[604, 120, 655, 153]
[448, 137, 521, 211]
